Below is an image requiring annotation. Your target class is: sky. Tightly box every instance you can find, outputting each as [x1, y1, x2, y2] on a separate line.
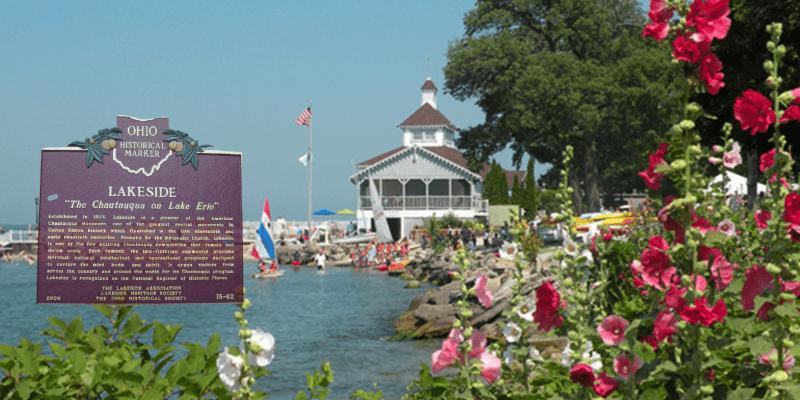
[1, 1, 548, 225]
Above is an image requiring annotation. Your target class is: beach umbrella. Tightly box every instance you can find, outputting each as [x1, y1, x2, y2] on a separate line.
[313, 209, 335, 215]
[336, 209, 356, 215]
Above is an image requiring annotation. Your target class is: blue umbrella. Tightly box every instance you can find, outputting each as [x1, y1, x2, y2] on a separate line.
[313, 208, 335, 215]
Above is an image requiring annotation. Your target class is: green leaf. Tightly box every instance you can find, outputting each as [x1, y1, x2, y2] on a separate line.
[65, 316, 84, 342]
[747, 336, 773, 356]
[47, 317, 67, 331]
[166, 359, 188, 386]
[121, 313, 142, 339]
[205, 332, 221, 357]
[48, 342, 66, 359]
[728, 388, 755, 400]
[633, 340, 656, 363]
[296, 391, 308, 400]
[153, 322, 169, 349]
[703, 231, 728, 248]
[774, 302, 800, 317]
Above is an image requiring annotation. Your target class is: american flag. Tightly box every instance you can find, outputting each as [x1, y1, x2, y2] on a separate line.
[295, 107, 311, 126]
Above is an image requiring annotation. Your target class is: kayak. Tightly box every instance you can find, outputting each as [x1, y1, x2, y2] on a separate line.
[251, 270, 285, 279]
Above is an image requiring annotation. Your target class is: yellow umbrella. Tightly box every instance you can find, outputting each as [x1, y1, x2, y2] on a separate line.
[336, 209, 356, 215]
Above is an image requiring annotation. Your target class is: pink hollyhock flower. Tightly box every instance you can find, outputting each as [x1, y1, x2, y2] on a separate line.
[686, 0, 731, 43]
[653, 309, 678, 343]
[717, 218, 735, 236]
[678, 296, 727, 326]
[431, 337, 460, 374]
[741, 265, 774, 311]
[597, 315, 629, 346]
[468, 329, 487, 360]
[698, 52, 725, 94]
[613, 352, 643, 380]
[477, 351, 502, 383]
[722, 142, 742, 168]
[708, 157, 721, 165]
[593, 372, 620, 398]
[570, 363, 596, 387]
[712, 145, 723, 153]
[759, 348, 796, 372]
[534, 281, 564, 332]
[474, 275, 493, 309]
[709, 254, 736, 289]
[734, 89, 776, 135]
[640, 243, 675, 291]
[631, 259, 644, 275]
[642, 0, 674, 41]
[780, 105, 800, 123]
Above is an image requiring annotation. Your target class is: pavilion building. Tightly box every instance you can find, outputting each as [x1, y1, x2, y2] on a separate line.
[350, 77, 523, 241]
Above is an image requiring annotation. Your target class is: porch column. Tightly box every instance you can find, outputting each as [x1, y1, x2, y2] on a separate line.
[422, 178, 432, 210]
[399, 178, 409, 211]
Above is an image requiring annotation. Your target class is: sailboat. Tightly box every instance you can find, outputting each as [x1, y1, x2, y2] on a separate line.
[250, 198, 284, 279]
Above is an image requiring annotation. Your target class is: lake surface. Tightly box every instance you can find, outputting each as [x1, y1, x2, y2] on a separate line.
[0, 260, 440, 399]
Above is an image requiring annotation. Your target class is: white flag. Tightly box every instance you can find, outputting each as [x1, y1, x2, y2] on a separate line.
[298, 153, 308, 166]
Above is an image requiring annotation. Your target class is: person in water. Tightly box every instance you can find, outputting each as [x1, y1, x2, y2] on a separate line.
[315, 249, 326, 270]
[292, 250, 302, 265]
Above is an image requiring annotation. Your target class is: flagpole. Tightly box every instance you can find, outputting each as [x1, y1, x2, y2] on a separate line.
[307, 101, 313, 237]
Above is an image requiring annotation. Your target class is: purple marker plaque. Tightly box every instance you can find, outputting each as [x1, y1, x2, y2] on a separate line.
[37, 116, 243, 304]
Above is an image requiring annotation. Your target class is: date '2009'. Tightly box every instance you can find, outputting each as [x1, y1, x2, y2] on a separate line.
[46, 296, 61, 301]
[216, 293, 235, 300]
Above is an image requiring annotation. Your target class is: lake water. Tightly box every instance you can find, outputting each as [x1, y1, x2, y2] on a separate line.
[0, 260, 440, 399]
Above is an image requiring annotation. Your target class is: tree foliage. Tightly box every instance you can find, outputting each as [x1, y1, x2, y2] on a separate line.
[445, 0, 682, 213]
[520, 158, 539, 218]
[484, 160, 509, 206]
[510, 174, 523, 205]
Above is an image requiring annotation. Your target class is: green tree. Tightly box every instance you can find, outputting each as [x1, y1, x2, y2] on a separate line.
[520, 158, 539, 219]
[444, 0, 681, 214]
[483, 160, 509, 205]
[510, 174, 523, 205]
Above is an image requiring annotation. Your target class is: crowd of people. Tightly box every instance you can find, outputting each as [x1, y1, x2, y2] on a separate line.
[350, 238, 410, 268]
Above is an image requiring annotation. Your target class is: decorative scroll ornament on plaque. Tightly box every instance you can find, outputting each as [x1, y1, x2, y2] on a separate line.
[68, 116, 212, 173]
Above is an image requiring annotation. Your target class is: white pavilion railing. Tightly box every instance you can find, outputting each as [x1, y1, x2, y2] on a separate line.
[359, 196, 488, 214]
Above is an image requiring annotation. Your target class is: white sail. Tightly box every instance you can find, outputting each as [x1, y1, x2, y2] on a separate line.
[369, 177, 394, 243]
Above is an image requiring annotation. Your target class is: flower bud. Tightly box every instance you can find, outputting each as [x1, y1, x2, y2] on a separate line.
[563, 277, 573, 288]
[784, 339, 795, 348]
[700, 385, 714, 395]
[712, 145, 722, 153]
[772, 370, 789, 383]
[568, 331, 580, 341]
[776, 45, 786, 58]
[764, 60, 775, 73]
[766, 263, 781, 275]
[671, 160, 688, 170]
[686, 102, 702, 114]
[234, 311, 244, 321]
[767, 41, 776, 52]
[679, 119, 696, 131]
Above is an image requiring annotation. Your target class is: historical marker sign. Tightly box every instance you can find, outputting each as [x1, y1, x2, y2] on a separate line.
[37, 116, 244, 304]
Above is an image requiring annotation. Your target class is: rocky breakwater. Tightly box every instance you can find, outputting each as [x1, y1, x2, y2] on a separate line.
[273, 243, 353, 266]
[393, 249, 556, 342]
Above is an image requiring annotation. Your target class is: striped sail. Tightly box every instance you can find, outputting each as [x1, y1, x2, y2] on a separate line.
[251, 198, 276, 261]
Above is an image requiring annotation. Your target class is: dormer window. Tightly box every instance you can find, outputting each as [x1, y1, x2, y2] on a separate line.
[413, 131, 423, 141]
[424, 131, 435, 140]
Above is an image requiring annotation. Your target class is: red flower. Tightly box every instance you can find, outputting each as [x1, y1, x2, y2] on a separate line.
[664, 286, 687, 310]
[638, 143, 669, 190]
[760, 148, 776, 172]
[709, 254, 736, 290]
[658, 206, 685, 244]
[672, 34, 706, 63]
[533, 281, 564, 331]
[754, 210, 772, 229]
[640, 335, 659, 350]
[698, 52, 725, 94]
[780, 105, 800, 123]
[653, 309, 678, 343]
[686, 0, 731, 43]
[734, 89, 776, 135]
[757, 302, 776, 321]
[613, 352, 643, 380]
[642, 0, 674, 41]
[593, 372, 620, 398]
[570, 364, 596, 387]
[784, 193, 800, 225]
[678, 296, 727, 326]
[741, 265, 774, 312]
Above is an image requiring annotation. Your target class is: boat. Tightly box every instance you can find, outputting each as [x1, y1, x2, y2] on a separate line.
[250, 198, 284, 278]
[332, 231, 377, 244]
[369, 175, 394, 243]
[252, 270, 285, 279]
